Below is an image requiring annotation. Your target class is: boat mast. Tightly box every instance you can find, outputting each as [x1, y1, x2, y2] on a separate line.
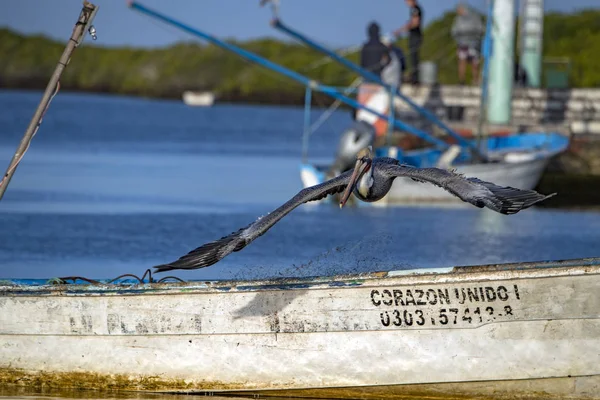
[487, 0, 516, 124]
[0, 1, 99, 201]
[519, 0, 544, 87]
[475, 0, 495, 156]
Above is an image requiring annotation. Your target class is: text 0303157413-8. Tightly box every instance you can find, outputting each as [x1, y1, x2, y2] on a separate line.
[370, 285, 522, 328]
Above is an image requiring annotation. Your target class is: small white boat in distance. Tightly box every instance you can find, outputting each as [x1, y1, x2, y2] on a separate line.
[182, 90, 215, 106]
[1, 257, 599, 398]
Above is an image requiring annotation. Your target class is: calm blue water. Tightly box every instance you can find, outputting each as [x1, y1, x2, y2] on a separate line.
[1, 90, 599, 282]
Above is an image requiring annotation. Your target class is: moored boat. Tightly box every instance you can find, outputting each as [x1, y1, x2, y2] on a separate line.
[1, 257, 599, 398]
[301, 131, 569, 206]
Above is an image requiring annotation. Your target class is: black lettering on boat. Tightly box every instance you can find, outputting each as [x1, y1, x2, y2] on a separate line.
[426, 289, 438, 305]
[414, 289, 426, 305]
[438, 288, 450, 304]
[462, 308, 472, 323]
[404, 289, 416, 306]
[415, 310, 425, 325]
[478, 287, 485, 301]
[393, 289, 404, 306]
[371, 290, 381, 306]
[449, 308, 459, 324]
[392, 310, 402, 326]
[474, 307, 482, 323]
[381, 289, 393, 306]
[513, 284, 521, 300]
[439, 309, 449, 325]
[456, 288, 467, 304]
[380, 311, 390, 326]
[466, 288, 480, 302]
[497, 286, 509, 301]
[403, 310, 414, 326]
[504, 305, 513, 316]
[485, 287, 497, 302]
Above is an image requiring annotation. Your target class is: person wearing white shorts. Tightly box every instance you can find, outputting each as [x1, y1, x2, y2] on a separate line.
[451, 3, 485, 85]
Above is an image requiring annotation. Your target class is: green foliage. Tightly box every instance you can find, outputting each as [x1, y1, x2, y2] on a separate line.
[0, 9, 598, 103]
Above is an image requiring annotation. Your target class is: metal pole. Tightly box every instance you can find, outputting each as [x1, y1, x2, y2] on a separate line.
[0, 1, 99, 201]
[387, 87, 395, 146]
[302, 87, 312, 163]
[519, 0, 544, 87]
[476, 0, 495, 158]
[487, 0, 515, 124]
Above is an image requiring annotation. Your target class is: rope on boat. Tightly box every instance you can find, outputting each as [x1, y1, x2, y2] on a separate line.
[49, 269, 186, 286]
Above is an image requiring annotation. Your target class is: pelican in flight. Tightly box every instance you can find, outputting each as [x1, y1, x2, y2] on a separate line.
[154, 147, 555, 273]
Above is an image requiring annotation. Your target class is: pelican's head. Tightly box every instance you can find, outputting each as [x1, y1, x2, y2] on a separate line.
[339, 146, 373, 208]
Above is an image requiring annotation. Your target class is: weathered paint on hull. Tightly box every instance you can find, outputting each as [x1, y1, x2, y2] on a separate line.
[1, 259, 599, 398]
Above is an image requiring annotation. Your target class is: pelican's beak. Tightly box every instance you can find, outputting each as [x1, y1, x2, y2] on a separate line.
[339, 157, 371, 208]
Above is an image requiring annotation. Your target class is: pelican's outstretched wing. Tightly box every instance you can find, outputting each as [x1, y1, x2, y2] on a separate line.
[153, 171, 353, 273]
[382, 163, 555, 214]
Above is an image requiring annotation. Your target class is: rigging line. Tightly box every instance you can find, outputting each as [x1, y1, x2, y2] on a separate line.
[142, 13, 193, 45]
[307, 77, 363, 138]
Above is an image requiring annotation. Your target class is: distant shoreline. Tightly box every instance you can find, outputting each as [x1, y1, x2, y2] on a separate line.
[1, 9, 599, 107]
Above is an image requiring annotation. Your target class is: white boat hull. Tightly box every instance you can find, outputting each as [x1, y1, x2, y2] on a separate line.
[182, 91, 215, 106]
[1, 259, 599, 398]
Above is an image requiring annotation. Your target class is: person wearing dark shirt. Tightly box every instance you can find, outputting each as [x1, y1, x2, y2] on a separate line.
[360, 22, 390, 79]
[393, 0, 423, 84]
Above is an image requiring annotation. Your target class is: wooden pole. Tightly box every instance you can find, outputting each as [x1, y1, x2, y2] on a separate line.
[0, 1, 99, 201]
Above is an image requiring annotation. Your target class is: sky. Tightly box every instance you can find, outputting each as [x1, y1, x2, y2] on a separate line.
[0, 0, 598, 49]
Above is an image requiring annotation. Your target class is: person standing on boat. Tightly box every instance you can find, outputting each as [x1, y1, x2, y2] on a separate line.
[360, 22, 391, 79]
[381, 37, 406, 89]
[451, 3, 485, 85]
[393, 0, 423, 85]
